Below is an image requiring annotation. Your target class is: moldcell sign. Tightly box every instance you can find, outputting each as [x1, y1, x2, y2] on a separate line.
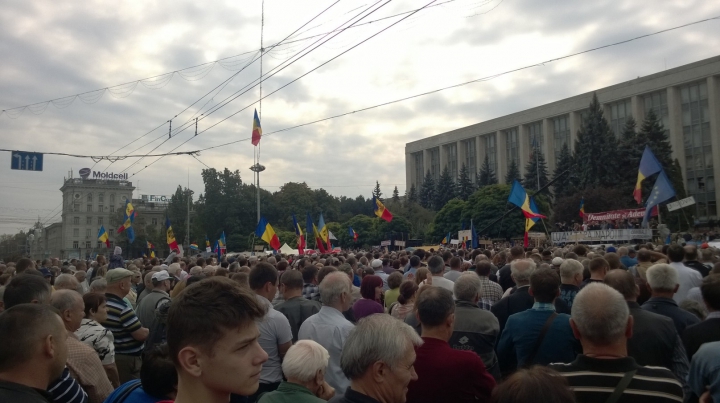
[79, 168, 128, 180]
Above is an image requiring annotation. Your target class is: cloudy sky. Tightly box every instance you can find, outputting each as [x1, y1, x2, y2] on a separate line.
[1, 0, 719, 234]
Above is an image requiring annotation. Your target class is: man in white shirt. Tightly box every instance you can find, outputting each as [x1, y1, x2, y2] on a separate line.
[298, 272, 354, 393]
[371, 259, 389, 291]
[425, 256, 455, 292]
[249, 263, 293, 400]
[667, 244, 703, 303]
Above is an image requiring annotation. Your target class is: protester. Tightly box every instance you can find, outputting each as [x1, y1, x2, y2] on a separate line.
[352, 275, 384, 321]
[423, 256, 454, 292]
[135, 271, 172, 330]
[50, 290, 114, 403]
[76, 293, 119, 388]
[102, 344, 178, 403]
[389, 280, 418, 321]
[475, 260, 503, 310]
[406, 286, 495, 403]
[329, 314, 421, 403]
[275, 270, 321, 343]
[450, 272, 500, 379]
[248, 263, 293, 401]
[402, 256, 421, 280]
[384, 271, 403, 309]
[55, 274, 82, 293]
[558, 259, 583, 308]
[258, 340, 335, 403]
[687, 341, 720, 402]
[642, 263, 700, 335]
[549, 283, 684, 402]
[299, 272, 355, 393]
[0, 304, 68, 403]
[497, 268, 579, 374]
[666, 244, 703, 303]
[102, 269, 149, 384]
[603, 269, 689, 390]
[491, 366, 576, 403]
[683, 274, 720, 359]
[580, 257, 609, 289]
[167, 277, 268, 403]
[108, 247, 125, 270]
[302, 265, 320, 300]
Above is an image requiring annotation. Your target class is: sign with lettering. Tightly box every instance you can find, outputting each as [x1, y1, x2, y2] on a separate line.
[584, 208, 656, 223]
[551, 229, 653, 243]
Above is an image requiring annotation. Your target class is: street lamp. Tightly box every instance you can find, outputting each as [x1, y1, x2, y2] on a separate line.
[249, 163, 266, 223]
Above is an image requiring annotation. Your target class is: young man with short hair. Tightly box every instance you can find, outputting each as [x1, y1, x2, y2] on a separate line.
[167, 276, 269, 403]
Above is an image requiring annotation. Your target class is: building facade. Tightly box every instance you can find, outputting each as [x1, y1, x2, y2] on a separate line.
[405, 56, 720, 223]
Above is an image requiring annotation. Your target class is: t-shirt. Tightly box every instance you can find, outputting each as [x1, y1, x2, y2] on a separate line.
[103, 379, 163, 403]
[428, 276, 455, 293]
[352, 298, 384, 321]
[103, 293, 144, 356]
[256, 295, 293, 384]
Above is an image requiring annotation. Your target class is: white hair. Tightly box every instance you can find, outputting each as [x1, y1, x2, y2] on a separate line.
[89, 278, 107, 293]
[646, 263, 679, 292]
[54, 273, 80, 292]
[559, 259, 584, 280]
[510, 259, 536, 284]
[340, 314, 423, 379]
[454, 272, 481, 302]
[572, 283, 628, 345]
[319, 272, 350, 306]
[281, 340, 329, 383]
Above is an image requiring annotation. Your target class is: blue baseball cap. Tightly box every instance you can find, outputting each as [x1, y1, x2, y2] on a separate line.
[39, 267, 52, 278]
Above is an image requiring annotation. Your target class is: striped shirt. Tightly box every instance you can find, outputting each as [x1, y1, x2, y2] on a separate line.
[102, 293, 143, 356]
[47, 367, 88, 403]
[549, 355, 684, 403]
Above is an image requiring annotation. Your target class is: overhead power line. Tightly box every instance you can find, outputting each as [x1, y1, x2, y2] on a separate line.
[0, 0, 479, 120]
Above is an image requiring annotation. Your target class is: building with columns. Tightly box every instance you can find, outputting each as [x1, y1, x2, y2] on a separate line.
[405, 55, 720, 223]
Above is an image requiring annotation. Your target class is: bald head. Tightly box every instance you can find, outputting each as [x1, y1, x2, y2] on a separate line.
[54, 274, 80, 293]
[50, 290, 84, 332]
[603, 269, 638, 301]
[571, 283, 630, 346]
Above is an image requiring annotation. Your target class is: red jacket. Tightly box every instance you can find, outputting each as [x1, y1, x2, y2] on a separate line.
[406, 337, 496, 403]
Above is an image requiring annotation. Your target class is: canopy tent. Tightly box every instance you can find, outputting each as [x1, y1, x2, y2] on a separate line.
[279, 243, 298, 255]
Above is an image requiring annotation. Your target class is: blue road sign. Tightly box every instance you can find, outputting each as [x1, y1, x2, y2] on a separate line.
[10, 151, 43, 171]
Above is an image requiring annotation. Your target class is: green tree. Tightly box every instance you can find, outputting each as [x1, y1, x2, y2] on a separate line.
[641, 109, 672, 168]
[166, 185, 194, 247]
[372, 181, 382, 201]
[419, 170, 436, 210]
[435, 167, 456, 211]
[523, 149, 550, 192]
[552, 142, 576, 198]
[616, 117, 642, 199]
[392, 186, 400, 203]
[574, 93, 619, 189]
[505, 160, 521, 185]
[477, 154, 497, 187]
[431, 199, 467, 241]
[456, 163, 475, 200]
[406, 184, 418, 205]
[272, 182, 317, 230]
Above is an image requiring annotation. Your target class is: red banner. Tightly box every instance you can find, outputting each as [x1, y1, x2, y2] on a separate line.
[584, 207, 658, 223]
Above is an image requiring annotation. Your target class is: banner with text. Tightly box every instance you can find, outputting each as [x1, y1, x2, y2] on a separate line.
[551, 229, 653, 243]
[584, 207, 657, 223]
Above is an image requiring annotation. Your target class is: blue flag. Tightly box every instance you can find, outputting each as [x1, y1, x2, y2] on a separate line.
[642, 170, 676, 228]
[305, 212, 313, 243]
[471, 220, 478, 249]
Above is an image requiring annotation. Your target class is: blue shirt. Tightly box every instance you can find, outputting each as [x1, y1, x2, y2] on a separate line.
[621, 256, 638, 268]
[689, 341, 720, 402]
[102, 380, 161, 403]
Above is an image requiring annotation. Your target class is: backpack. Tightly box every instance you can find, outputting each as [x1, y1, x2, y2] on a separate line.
[144, 299, 170, 353]
[105, 379, 142, 403]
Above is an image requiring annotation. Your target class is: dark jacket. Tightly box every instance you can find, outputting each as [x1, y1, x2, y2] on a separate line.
[329, 388, 380, 403]
[0, 380, 52, 403]
[490, 286, 570, 333]
[682, 318, 720, 359]
[497, 264, 514, 291]
[641, 297, 700, 335]
[684, 260, 710, 277]
[108, 254, 125, 270]
[275, 296, 321, 342]
[450, 300, 500, 379]
[626, 302, 682, 370]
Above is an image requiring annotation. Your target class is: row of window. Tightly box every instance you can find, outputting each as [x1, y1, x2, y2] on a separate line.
[70, 217, 160, 227]
[71, 240, 112, 249]
[71, 204, 116, 213]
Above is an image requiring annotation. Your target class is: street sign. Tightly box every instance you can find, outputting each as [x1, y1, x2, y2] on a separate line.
[666, 196, 696, 212]
[10, 151, 43, 171]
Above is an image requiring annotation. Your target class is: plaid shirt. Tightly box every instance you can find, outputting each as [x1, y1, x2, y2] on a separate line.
[302, 283, 319, 300]
[479, 276, 503, 310]
[66, 334, 113, 403]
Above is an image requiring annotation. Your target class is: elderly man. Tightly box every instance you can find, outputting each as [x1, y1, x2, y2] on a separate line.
[549, 283, 684, 402]
[258, 340, 335, 403]
[74, 270, 89, 294]
[667, 244, 703, 303]
[618, 247, 637, 269]
[475, 260, 503, 310]
[642, 264, 700, 334]
[559, 259, 584, 308]
[604, 269, 690, 391]
[299, 272, 355, 393]
[102, 269, 149, 384]
[135, 270, 172, 329]
[497, 268, 579, 374]
[0, 304, 69, 402]
[50, 290, 113, 403]
[450, 272, 500, 379]
[136, 271, 154, 305]
[406, 287, 495, 403]
[491, 259, 569, 333]
[424, 256, 455, 292]
[329, 314, 421, 403]
[54, 274, 82, 293]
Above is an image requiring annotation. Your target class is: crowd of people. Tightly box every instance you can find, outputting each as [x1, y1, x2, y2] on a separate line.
[1, 241, 720, 403]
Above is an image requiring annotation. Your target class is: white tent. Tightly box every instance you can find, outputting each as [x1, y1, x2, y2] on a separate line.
[279, 243, 298, 255]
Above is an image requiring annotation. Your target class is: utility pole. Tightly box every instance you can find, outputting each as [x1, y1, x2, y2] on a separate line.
[186, 167, 190, 250]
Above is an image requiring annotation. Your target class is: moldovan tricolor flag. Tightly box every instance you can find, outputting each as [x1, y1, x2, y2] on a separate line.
[292, 214, 305, 254]
[166, 217, 179, 252]
[348, 227, 358, 242]
[508, 180, 546, 219]
[579, 197, 586, 218]
[634, 146, 663, 204]
[255, 217, 281, 250]
[97, 226, 110, 248]
[373, 196, 393, 222]
[116, 200, 136, 243]
[251, 109, 262, 146]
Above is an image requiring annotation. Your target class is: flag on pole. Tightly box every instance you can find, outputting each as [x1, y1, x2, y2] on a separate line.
[373, 196, 393, 222]
[214, 240, 222, 260]
[219, 231, 227, 253]
[348, 227, 358, 242]
[318, 213, 330, 251]
[634, 146, 663, 204]
[255, 217, 281, 250]
[292, 214, 305, 254]
[116, 200, 136, 243]
[312, 223, 327, 253]
[508, 180, 546, 219]
[441, 232, 451, 245]
[306, 212, 314, 247]
[642, 170, 676, 228]
[147, 241, 156, 258]
[579, 197, 586, 218]
[166, 217, 179, 252]
[251, 109, 262, 146]
[471, 220, 478, 249]
[190, 242, 199, 250]
[97, 226, 110, 248]
[205, 235, 210, 248]
[524, 197, 542, 247]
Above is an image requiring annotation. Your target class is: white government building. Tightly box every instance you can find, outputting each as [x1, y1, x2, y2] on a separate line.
[405, 55, 720, 224]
